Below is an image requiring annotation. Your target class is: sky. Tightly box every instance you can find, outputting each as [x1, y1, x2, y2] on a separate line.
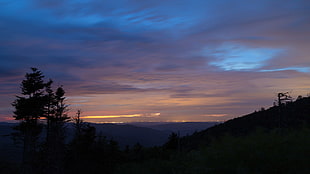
[0, 0, 310, 123]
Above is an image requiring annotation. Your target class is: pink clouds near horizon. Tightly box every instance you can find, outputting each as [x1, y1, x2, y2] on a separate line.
[0, 0, 310, 122]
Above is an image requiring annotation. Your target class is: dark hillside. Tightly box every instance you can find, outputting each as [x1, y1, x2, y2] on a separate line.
[115, 96, 310, 174]
[181, 96, 310, 150]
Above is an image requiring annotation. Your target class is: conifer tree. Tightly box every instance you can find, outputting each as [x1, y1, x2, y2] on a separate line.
[12, 68, 51, 174]
[45, 86, 70, 174]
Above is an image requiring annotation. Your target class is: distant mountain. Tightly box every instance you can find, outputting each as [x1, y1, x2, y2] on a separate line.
[181, 96, 310, 150]
[0, 122, 22, 162]
[85, 122, 218, 148]
[0, 121, 217, 158]
[88, 123, 170, 148]
[129, 122, 218, 136]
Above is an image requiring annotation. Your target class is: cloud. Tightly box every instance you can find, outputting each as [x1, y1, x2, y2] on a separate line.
[205, 43, 283, 71]
[170, 93, 221, 99]
[71, 81, 166, 95]
[202, 114, 228, 117]
[1, 0, 310, 122]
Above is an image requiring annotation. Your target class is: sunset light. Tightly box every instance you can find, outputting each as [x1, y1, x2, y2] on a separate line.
[0, 0, 309, 123]
[1, 1, 310, 173]
[82, 114, 142, 119]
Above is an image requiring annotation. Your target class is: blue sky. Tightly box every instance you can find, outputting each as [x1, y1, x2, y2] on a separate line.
[0, 0, 310, 122]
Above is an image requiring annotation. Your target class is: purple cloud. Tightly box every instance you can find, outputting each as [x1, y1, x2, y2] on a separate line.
[0, 0, 310, 122]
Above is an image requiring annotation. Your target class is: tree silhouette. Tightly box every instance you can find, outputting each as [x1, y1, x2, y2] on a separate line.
[164, 132, 180, 150]
[277, 92, 293, 106]
[44, 86, 70, 174]
[71, 109, 84, 139]
[70, 110, 96, 153]
[12, 68, 52, 174]
[66, 110, 98, 174]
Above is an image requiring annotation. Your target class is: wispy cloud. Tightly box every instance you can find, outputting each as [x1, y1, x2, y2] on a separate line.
[203, 114, 228, 117]
[0, 0, 310, 122]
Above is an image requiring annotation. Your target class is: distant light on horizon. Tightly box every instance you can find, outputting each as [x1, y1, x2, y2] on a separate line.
[82, 112, 161, 119]
[82, 114, 142, 119]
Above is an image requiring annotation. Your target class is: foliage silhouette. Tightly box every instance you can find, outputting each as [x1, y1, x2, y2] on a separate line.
[8, 68, 310, 174]
[12, 68, 52, 174]
[65, 111, 123, 174]
[44, 86, 70, 174]
[116, 96, 310, 174]
[180, 96, 310, 150]
[12, 68, 71, 174]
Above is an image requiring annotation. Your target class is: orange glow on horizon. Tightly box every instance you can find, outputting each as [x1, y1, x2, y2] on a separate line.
[81, 112, 161, 119]
[81, 114, 142, 119]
